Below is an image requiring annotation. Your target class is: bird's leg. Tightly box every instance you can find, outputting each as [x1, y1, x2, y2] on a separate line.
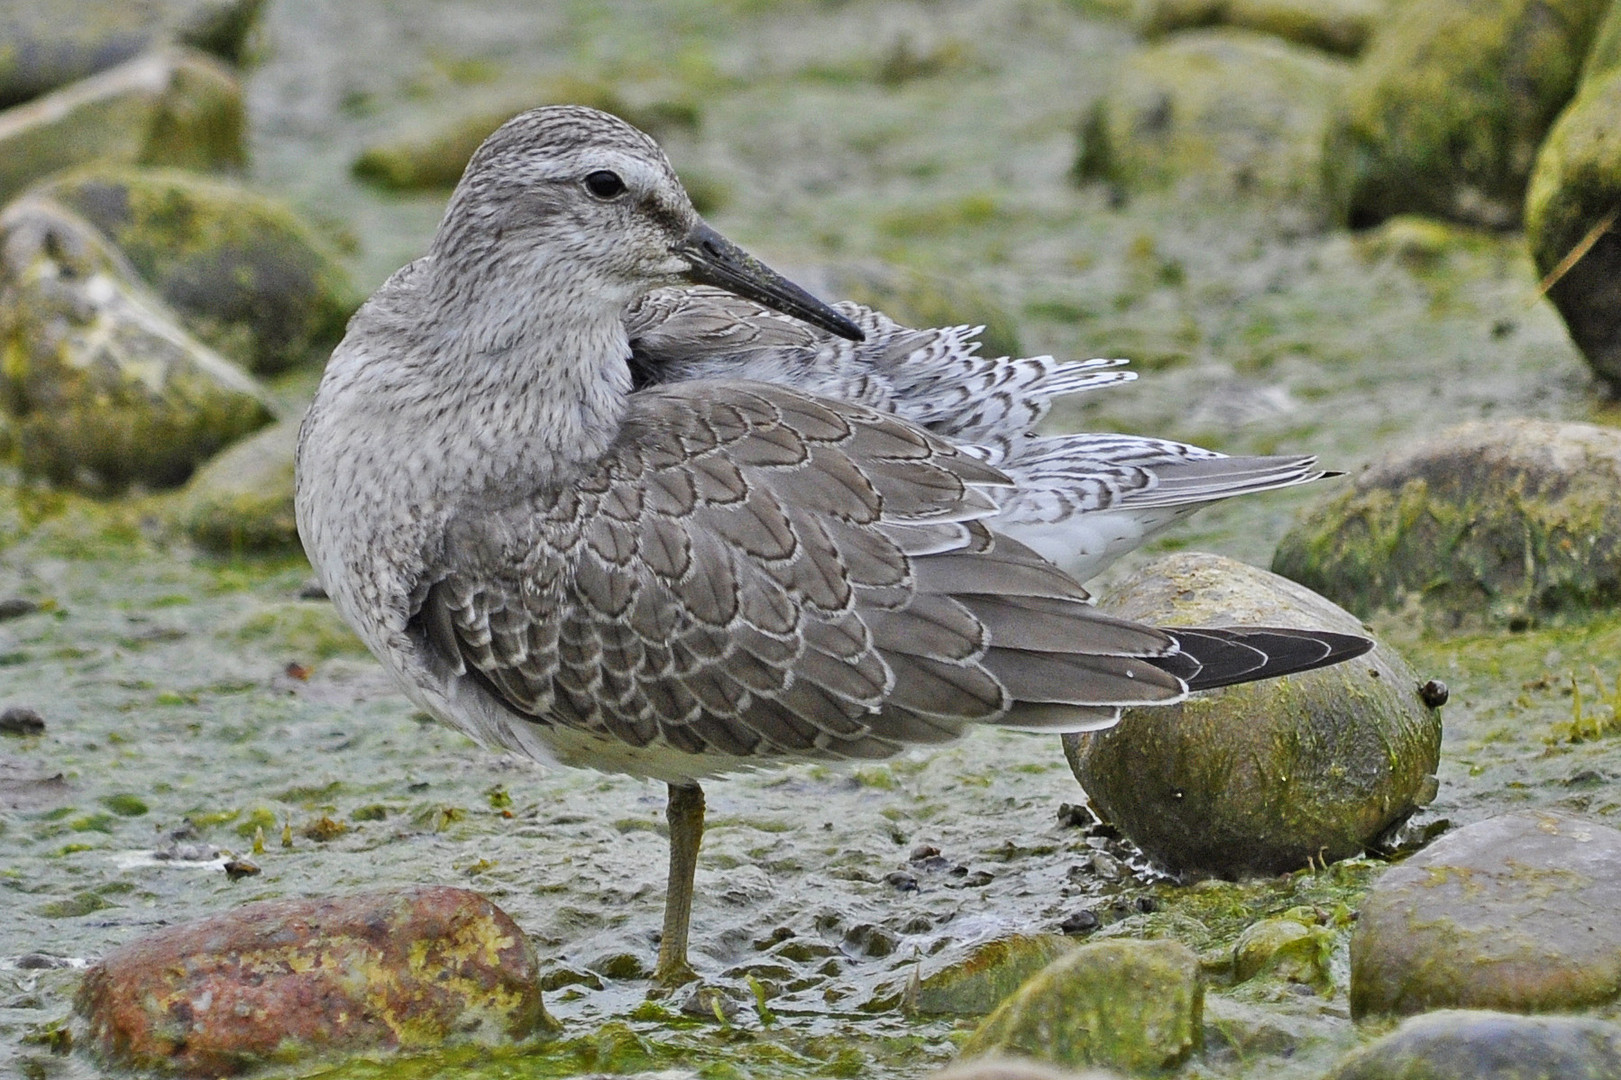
[655, 780, 704, 988]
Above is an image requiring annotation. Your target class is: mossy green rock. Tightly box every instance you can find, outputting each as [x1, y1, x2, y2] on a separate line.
[1326, 1010, 1621, 1079]
[1274, 419, 1621, 628]
[1134, 0, 1384, 57]
[37, 167, 358, 374]
[1525, 66, 1621, 389]
[1350, 812, 1621, 1019]
[959, 938, 1202, 1074]
[0, 0, 264, 108]
[1585, 0, 1621, 80]
[910, 935, 1074, 1016]
[176, 415, 299, 552]
[0, 196, 272, 492]
[1231, 915, 1333, 986]
[1065, 553, 1440, 877]
[1079, 29, 1349, 212]
[1323, 0, 1610, 229]
[0, 47, 244, 205]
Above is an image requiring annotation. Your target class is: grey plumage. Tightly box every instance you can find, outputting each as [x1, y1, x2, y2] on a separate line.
[294, 105, 1369, 984]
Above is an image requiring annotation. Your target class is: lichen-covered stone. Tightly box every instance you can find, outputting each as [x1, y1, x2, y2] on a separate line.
[1134, 0, 1384, 56]
[1065, 553, 1440, 878]
[175, 416, 298, 552]
[960, 938, 1202, 1074]
[1525, 66, 1621, 389]
[1274, 419, 1621, 628]
[36, 167, 358, 374]
[0, 196, 272, 491]
[1231, 913, 1333, 986]
[1079, 29, 1349, 212]
[1350, 811, 1621, 1020]
[74, 885, 552, 1076]
[1328, 1010, 1621, 1079]
[1323, 0, 1610, 229]
[911, 935, 1074, 1016]
[0, 0, 263, 108]
[0, 47, 244, 204]
[352, 77, 699, 192]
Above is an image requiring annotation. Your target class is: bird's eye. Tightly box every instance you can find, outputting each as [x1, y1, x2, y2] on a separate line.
[584, 170, 627, 199]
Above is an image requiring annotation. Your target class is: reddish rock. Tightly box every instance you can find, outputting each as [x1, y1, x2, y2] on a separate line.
[75, 885, 551, 1075]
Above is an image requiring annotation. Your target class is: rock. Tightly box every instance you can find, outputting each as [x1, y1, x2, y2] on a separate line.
[0, 196, 273, 492]
[0, 47, 244, 205]
[1325, 1009, 1621, 1079]
[175, 416, 299, 552]
[1064, 553, 1440, 877]
[959, 939, 1202, 1074]
[1274, 419, 1621, 628]
[1134, 0, 1384, 57]
[0, 0, 263, 108]
[75, 885, 552, 1076]
[1587, 0, 1621, 79]
[1525, 67, 1621, 389]
[1323, 0, 1610, 229]
[1350, 811, 1621, 1019]
[36, 167, 358, 374]
[0, 706, 45, 735]
[1202, 994, 1342, 1059]
[910, 935, 1074, 1016]
[352, 76, 699, 192]
[1231, 913, 1333, 986]
[1077, 29, 1349, 214]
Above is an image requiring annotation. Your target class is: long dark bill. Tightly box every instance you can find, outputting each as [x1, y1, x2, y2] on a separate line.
[675, 221, 864, 342]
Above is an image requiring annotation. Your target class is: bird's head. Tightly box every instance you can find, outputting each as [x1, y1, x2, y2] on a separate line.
[432, 105, 862, 342]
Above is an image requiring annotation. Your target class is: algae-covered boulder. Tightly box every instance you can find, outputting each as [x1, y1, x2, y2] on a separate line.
[1077, 29, 1349, 213]
[1326, 1010, 1621, 1080]
[910, 935, 1075, 1016]
[1134, 0, 1384, 57]
[0, 0, 264, 108]
[959, 938, 1202, 1074]
[1274, 419, 1621, 628]
[0, 196, 272, 492]
[0, 47, 244, 204]
[176, 416, 299, 552]
[1351, 811, 1621, 1019]
[75, 885, 552, 1075]
[1323, 0, 1610, 229]
[1064, 553, 1440, 878]
[36, 168, 358, 374]
[1525, 66, 1621, 389]
[1231, 913, 1333, 987]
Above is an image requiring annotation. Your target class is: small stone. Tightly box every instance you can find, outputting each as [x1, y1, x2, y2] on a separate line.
[16, 952, 68, 970]
[1066, 553, 1440, 877]
[1059, 910, 1100, 936]
[221, 858, 258, 880]
[960, 939, 1202, 1073]
[1352, 811, 1621, 1019]
[1325, 1009, 1621, 1080]
[0, 706, 45, 735]
[74, 885, 550, 1075]
[1232, 916, 1332, 986]
[1419, 679, 1450, 708]
[0, 598, 38, 620]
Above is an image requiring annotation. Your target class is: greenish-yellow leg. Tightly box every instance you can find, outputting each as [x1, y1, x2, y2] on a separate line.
[655, 781, 704, 987]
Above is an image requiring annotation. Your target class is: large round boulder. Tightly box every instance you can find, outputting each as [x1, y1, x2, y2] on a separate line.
[1351, 811, 1621, 1019]
[1323, 0, 1610, 229]
[1274, 419, 1621, 629]
[1064, 552, 1440, 877]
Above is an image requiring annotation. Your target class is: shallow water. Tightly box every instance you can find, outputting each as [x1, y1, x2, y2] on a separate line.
[5, 1, 1621, 1077]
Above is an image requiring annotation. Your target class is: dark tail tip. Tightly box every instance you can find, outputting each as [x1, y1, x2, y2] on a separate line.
[1148, 626, 1374, 692]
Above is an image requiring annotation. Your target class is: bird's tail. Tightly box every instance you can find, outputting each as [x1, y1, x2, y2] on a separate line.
[1146, 627, 1373, 691]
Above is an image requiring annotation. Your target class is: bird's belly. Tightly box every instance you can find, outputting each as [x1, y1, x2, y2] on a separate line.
[997, 508, 1186, 582]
